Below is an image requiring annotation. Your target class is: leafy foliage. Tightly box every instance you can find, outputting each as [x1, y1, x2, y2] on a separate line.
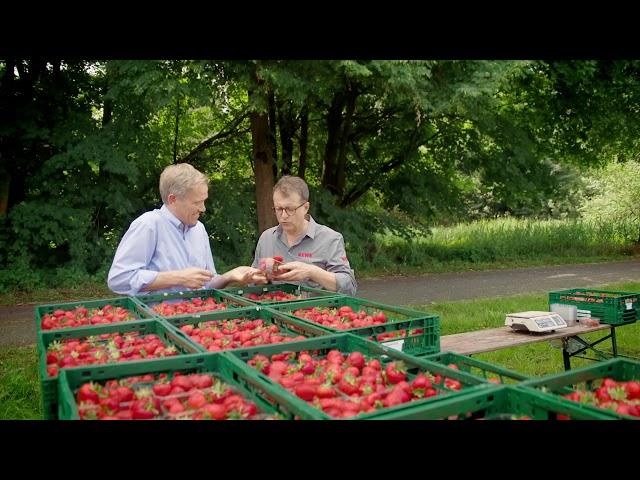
[1, 59, 640, 293]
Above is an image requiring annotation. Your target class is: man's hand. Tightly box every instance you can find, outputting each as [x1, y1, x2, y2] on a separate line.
[258, 256, 285, 281]
[272, 261, 318, 282]
[178, 267, 214, 289]
[228, 266, 268, 286]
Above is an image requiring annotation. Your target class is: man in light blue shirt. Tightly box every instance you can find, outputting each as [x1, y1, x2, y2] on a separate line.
[108, 163, 265, 296]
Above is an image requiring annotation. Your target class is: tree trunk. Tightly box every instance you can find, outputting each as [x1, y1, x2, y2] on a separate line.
[277, 100, 296, 176]
[173, 97, 180, 164]
[321, 92, 345, 194]
[0, 172, 8, 217]
[335, 86, 358, 197]
[268, 88, 278, 178]
[251, 110, 277, 234]
[298, 104, 309, 179]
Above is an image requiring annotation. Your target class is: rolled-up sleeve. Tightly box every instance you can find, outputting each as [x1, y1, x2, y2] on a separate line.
[325, 234, 357, 296]
[107, 221, 160, 296]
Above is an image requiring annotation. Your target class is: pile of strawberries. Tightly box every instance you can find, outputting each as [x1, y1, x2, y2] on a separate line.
[45, 332, 179, 377]
[290, 305, 387, 330]
[75, 372, 278, 420]
[245, 291, 299, 302]
[289, 305, 423, 342]
[179, 317, 307, 352]
[40, 304, 137, 331]
[151, 297, 228, 317]
[561, 377, 640, 417]
[246, 349, 465, 418]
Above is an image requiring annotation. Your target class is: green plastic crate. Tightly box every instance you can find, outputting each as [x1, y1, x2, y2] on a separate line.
[371, 385, 617, 420]
[266, 296, 440, 356]
[225, 333, 493, 420]
[38, 319, 200, 420]
[419, 351, 529, 385]
[133, 288, 250, 318]
[57, 353, 309, 420]
[520, 357, 640, 420]
[163, 305, 332, 353]
[222, 282, 343, 306]
[36, 296, 153, 335]
[549, 288, 639, 325]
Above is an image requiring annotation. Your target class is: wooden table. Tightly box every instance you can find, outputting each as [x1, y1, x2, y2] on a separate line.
[440, 323, 618, 370]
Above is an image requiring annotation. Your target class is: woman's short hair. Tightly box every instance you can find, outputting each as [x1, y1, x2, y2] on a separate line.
[159, 163, 208, 204]
[273, 175, 309, 202]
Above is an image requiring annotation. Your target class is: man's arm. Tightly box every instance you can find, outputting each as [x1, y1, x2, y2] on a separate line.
[108, 220, 161, 296]
[207, 266, 267, 289]
[143, 268, 214, 292]
[108, 219, 216, 295]
[274, 235, 356, 295]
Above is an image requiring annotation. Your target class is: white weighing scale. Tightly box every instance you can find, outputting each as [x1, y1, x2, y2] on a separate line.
[505, 311, 568, 333]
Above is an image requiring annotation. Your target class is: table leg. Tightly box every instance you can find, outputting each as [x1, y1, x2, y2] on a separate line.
[562, 340, 571, 370]
[610, 326, 618, 357]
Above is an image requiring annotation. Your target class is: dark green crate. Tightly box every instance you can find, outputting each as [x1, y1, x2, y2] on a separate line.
[225, 333, 493, 420]
[38, 319, 200, 420]
[520, 357, 640, 420]
[222, 282, 343, 306]
[36, 296, 153, 335]
[57, 353, 308, 420]
[265, 296, 440, 356]
[549, 288, 639, 326]
[163, 305, 332, 353]
[372, 385, 617, 420]
[418, 352, 529, 385]
[133, 288, 250, 319]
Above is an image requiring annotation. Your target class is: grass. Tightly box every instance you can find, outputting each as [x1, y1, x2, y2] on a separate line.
[0, 344, 41, 419]
[2, 280, 638, 420]
[353, 217, 639, 276]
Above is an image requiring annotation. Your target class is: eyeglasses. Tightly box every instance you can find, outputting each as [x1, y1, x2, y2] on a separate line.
[272, 202, 307, 216]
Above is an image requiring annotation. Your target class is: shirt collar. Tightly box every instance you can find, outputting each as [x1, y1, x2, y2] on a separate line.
[275, 214, 317, 240]
[160, 204, 193, 233]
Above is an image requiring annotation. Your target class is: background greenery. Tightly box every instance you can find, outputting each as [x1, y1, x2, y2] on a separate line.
[1, 60, 639, 293]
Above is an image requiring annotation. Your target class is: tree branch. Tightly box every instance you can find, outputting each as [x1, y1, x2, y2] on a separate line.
[339, 128, 440, 207]
[178, 109, 250, 164]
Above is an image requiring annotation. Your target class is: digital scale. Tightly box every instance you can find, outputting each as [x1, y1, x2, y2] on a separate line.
[505, 311, 569, 333]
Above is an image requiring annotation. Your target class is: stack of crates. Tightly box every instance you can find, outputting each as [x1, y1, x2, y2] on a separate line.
[35, 297, 200, 419]
[548, 288, 639, 326]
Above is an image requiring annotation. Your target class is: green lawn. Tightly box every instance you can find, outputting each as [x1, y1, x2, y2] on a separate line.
[1, 280, 638, 420]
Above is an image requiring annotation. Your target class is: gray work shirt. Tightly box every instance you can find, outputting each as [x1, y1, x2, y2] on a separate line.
[251, 215, 357, 295]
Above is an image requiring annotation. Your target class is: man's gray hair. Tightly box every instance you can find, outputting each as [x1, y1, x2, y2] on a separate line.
[159, 163, 209, 204]
[273, 175, 309, 202]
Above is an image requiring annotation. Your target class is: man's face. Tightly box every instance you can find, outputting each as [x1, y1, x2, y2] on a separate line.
[169, 183, 208, 226]
[273, 190, 308, 234]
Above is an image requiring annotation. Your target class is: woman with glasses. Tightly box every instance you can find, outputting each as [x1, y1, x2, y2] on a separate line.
[252, 176, 357, 295]
[108, 163, 264, 296]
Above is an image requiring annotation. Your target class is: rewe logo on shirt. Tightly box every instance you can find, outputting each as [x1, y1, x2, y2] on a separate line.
[298, 252, 313, 258]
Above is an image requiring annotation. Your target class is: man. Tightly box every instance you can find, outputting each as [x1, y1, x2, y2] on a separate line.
[252, 175, 357, 295]
[108, 163, 264, 296]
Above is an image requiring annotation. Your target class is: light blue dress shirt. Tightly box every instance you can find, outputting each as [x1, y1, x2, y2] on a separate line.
[108, 204, 218, 296]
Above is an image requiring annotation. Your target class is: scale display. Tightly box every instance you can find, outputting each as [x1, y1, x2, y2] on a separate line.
[505, 311, 568, 333]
